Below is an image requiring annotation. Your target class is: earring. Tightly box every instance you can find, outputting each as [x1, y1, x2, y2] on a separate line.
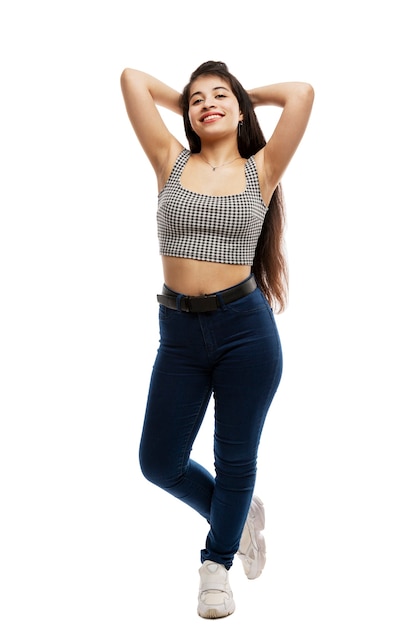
[238, 120, 243, 137]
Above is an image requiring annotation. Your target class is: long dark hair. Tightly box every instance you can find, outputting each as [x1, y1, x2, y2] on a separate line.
[181, 61, 288, 312]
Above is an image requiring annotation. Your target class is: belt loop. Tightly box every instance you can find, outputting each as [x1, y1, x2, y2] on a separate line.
[176, 293, 183, 311]
[216, 293, 226, 310]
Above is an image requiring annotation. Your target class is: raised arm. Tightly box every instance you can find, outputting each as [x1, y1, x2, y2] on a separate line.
[249, 82, 314, 200]
[120, 68, 184, 176]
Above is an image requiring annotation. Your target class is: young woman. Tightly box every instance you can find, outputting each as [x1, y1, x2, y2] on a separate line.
[120, 61, 314, 619]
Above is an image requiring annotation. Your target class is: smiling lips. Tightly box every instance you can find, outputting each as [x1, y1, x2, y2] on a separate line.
[201, 113, 223, 123]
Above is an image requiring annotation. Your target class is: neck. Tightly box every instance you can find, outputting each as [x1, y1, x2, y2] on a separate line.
[198, 145, 242, 171]
[199, 138, 240, 162]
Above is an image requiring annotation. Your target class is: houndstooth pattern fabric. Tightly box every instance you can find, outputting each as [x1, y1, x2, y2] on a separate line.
[157, 149, 268, 265]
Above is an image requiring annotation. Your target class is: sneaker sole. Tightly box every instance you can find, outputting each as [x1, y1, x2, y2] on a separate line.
[198, 603, 235, 619]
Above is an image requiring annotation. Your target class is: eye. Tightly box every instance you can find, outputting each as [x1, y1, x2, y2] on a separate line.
[191, 98, 203, 105]
[216, 94, 226, 98]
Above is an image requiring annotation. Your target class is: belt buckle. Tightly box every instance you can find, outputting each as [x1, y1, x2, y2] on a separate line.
[185, 294, 219, 313]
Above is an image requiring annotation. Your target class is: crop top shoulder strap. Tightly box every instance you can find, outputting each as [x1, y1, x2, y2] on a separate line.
[164, 148, 262, 194]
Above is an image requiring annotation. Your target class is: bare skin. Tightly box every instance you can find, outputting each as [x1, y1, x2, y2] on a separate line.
[120, 69, 314, 295]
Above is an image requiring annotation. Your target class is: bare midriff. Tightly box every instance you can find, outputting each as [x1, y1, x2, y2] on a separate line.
[161, 256, 251, 296]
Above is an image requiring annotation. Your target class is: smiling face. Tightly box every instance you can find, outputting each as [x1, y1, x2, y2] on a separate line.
[187, 74, 243, 140]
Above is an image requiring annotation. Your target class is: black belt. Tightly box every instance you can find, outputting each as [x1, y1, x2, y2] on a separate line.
[157, 275, 257, 313]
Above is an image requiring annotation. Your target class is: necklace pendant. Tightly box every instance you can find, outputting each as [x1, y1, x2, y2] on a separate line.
[212, 166, 216, 171]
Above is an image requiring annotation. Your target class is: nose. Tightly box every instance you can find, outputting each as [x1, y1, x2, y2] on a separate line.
[202, 96, 216, 109]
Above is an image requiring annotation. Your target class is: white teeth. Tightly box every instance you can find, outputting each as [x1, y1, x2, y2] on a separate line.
[203, 114, 221, 122]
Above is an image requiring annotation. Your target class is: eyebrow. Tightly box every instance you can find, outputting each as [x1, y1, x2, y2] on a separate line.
[189, 86, 231, 100]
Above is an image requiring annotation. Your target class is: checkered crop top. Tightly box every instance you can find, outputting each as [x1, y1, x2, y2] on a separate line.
[157, 149, 268, 265]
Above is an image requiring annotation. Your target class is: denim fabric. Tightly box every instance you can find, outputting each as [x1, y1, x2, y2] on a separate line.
[139, 279, 283, 569]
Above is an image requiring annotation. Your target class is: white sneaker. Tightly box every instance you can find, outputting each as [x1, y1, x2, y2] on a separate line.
[237, 495, 266, 579]
[197, 560, 235, 619]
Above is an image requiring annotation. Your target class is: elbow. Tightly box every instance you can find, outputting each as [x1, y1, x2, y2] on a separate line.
[296, 82, 314, 113]
[288, 82, 314, 109]
[299, 82, 314, 102]
[304, 82, 315, 105]
[120, 67, 133, 86]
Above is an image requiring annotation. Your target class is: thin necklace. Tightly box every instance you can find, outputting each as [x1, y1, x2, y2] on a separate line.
[198, 153, 242, 171]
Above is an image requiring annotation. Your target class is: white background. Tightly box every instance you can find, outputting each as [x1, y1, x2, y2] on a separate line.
[1, 1, 416, 624]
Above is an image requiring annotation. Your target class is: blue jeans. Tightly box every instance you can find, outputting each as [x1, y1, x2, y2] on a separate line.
[139, 278, 283, 569]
